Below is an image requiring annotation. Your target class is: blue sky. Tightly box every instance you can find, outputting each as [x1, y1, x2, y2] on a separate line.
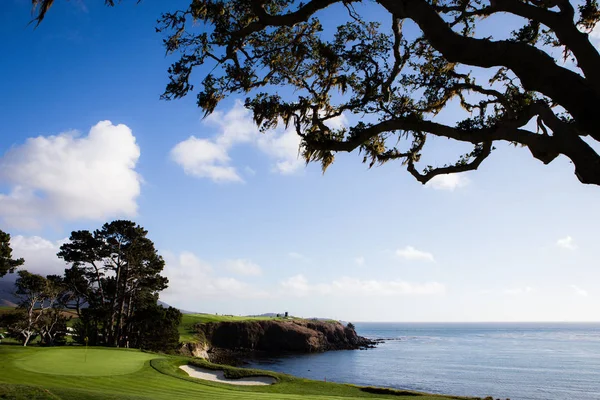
[1, 0, 599, 322]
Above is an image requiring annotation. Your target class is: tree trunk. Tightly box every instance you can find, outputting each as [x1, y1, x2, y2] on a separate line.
[115, 261, 130, 347]
[108, 255, 123, 347]
[22, 331, 33, 347]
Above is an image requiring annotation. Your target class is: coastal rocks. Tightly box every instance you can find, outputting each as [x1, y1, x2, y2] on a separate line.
[195, 320, 377, 355]
[180, 342, 210, 359]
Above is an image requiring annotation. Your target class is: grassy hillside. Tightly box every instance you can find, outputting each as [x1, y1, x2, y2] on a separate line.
[178, 313, 301, 343]
[3, 307, 339, 347]
[2, 308, 307, 343]
[0, 306, 15, 314]
[0, 346, 471, 400]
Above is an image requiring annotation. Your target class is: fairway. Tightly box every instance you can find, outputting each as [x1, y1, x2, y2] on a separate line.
[0, 346, 468, 400]
[14, 348, 156, 376]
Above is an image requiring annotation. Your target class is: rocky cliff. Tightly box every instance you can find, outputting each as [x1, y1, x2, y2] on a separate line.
[193, 319, 375, 354]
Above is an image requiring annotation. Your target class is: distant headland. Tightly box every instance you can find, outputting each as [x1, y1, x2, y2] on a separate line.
[178, 313, 377, 363]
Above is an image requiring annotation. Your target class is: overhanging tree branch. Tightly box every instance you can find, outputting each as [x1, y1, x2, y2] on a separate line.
[29, 0, 600, 186]
[378, 0, 600, 140]
[407, 142, 493, 184]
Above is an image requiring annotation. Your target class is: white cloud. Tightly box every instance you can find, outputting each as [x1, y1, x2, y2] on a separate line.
[426, 174, 470, 191]
[279, 274, 315, 297]
[279, 274, 445, 297]
[170, 137, 242, 182]
[255, 128, 303, 174]
[171, 101, 349, 182]
[396, 246, 435, 262]
[209, 103, 260, 148]
[323, 114, 349, 131]
[570, 285, 589, 297]
[505, 286, 534, 296]
[9, 235, 67, 276]
[0, 121, 141, 229]
[224, 259, 263, 276]
[556, 236, 577, 250]
[160, 251, 269, 306]
[354, 256, 365, 266]
[176, 251, 213, 274]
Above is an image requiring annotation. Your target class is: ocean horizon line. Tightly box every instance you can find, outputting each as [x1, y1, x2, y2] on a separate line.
[351, 320, 600, 324]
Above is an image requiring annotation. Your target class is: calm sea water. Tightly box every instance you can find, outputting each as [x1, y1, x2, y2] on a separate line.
[246, 323, 600, 400]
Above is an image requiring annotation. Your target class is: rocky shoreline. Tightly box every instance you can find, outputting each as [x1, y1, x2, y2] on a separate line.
[180, 319, 379, 365]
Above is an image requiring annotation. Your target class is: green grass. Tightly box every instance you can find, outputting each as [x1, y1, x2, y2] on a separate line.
[14, 348, 156, 376]
[0, 337, 20, 345]
[178, 313, 332, 343]
[2, 307, 325, 345]
[2, 308, 284, 344]
[0, 346, 473, 400]
[0, 306, 15, 315]
[0, 384, 62, 400]
[178, 313, 299, 343]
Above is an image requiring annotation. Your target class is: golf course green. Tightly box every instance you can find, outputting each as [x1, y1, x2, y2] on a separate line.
[0, 346, 471, 400]
[14, 348, 156, 376]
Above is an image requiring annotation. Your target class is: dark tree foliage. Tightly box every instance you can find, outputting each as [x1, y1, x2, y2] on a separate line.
[58, 220, 169, 348]
[72, 307, 104, 345]
[61, 265, 90, 317]
[129, 300, 182, 352]
[0, 310, 36, 344]
[0, 229, 24, 278]
[32, 0, 600, 185]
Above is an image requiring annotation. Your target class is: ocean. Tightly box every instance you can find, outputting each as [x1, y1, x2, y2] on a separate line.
[245, 322, 600, 400]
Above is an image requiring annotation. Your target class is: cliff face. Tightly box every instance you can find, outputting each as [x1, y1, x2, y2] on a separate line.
[195, 320, 374, 353]
[180, 341, 210, 358]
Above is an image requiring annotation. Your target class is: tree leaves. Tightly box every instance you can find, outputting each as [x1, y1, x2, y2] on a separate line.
[30, 0, 600, 184]
[0, 230, 24, 278]
[58, 220, 168, 347]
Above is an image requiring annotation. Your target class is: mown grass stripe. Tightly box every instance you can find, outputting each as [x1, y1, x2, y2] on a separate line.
[0, 346, 470, 400]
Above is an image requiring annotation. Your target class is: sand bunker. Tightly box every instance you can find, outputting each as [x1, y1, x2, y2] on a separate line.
[179, 365, 277, 386]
